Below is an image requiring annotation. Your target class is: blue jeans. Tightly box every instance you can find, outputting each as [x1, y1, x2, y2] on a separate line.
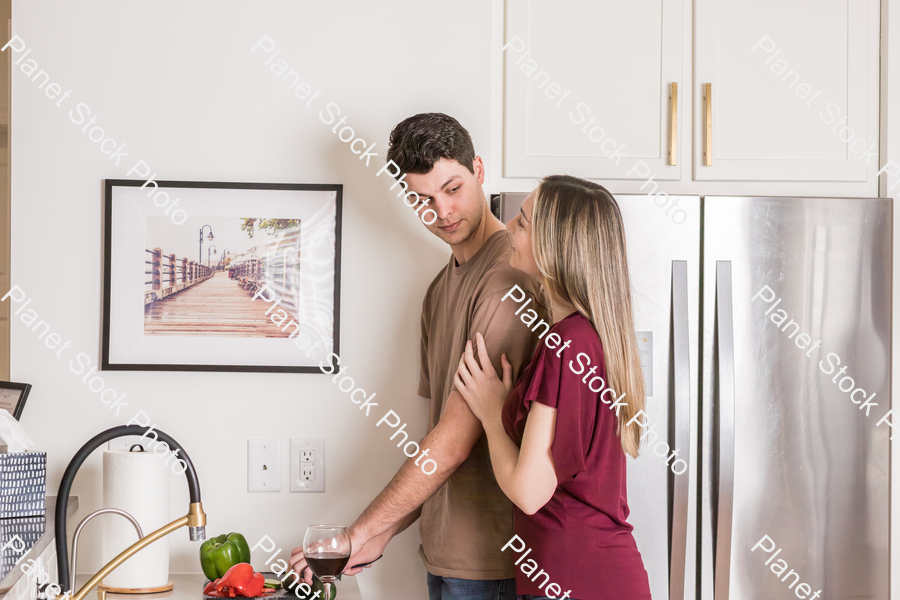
[426, 572, 516, 600]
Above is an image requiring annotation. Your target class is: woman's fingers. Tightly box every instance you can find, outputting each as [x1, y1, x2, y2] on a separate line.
[473, 332, 500, 382]
[456, 352, 473, 384]
[462, 339, 482, 376]
[456, 352, 475, 388]
[454, 372, 469, 398]
[500, 352, 513, 389]
[474, 332, 493, 375]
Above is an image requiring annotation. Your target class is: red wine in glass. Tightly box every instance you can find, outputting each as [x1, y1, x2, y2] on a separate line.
[306, 552, 350, 578]
[303, 525, 351, 600]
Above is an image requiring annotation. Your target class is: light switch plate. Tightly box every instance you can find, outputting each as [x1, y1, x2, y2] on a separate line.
[248, 439, 281, 492]
[291, 438, 324, 492]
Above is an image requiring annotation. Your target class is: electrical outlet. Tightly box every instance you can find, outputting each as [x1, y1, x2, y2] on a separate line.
[291, 438, 325, 492]
[248, 439, 281, 492]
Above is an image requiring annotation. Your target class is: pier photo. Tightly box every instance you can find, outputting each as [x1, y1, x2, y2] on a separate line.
[103, 181, 341, 372]
[143, 216, 302, 338]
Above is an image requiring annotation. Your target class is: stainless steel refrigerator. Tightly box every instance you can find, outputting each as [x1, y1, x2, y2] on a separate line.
[495, 193, 891, 600]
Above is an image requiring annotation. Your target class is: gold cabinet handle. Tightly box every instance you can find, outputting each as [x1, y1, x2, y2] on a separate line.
[704, 83, 712, 166]
[669, 82, 678, 166]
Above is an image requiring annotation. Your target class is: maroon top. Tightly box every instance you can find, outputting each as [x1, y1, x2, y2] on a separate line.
[502, 312, 651, 600]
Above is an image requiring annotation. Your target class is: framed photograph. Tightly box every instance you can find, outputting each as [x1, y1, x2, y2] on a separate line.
[102, 179, 342, 373]
[0, 382, 32, 420]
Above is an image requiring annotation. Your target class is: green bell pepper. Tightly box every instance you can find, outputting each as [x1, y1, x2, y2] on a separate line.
[200, 532, 252, 580]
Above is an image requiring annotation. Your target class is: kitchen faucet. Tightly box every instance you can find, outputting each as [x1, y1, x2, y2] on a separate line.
[54, 425, 207, 600]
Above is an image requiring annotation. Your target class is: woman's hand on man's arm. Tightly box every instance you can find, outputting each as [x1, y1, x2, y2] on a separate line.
[455, 332, 512, 424]
[455, 332, 558, 515]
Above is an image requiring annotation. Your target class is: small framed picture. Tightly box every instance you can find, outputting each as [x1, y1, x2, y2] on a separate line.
[0, 382, 32, 420]
[102, 179, 342, 373]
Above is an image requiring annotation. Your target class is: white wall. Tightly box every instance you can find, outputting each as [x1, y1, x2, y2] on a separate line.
[10, 2, 492, 598]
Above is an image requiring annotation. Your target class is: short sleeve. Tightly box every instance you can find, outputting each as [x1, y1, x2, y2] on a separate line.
[419, 298, 431, 399]
[450, 289, 547, 393]
[522, 343, 588, 482]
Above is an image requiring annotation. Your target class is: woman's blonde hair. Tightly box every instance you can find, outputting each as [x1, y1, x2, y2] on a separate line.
[531, 175, 645, 458]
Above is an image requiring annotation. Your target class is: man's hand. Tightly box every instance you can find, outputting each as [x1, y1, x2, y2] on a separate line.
[287, 545, 315, 586]
[343, 527, 392, 575]
[288, 526, 391, 583]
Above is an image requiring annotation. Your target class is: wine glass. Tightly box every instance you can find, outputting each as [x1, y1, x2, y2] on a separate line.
[303, 525, 351, 600]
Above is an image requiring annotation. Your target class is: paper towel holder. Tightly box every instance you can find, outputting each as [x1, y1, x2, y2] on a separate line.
[94, 447, 174, 595]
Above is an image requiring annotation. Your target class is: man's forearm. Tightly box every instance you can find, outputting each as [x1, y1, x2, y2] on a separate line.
[389, 506, 422, 537]
[353, 392, 481, 540]
[353, 431, 463, 539]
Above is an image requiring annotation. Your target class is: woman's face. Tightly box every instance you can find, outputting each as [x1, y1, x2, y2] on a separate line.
[507, 192, 541, 279]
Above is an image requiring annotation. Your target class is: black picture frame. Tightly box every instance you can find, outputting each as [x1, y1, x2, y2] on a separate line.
[0, 382, 32, 420]
[102, 179, 342, 373]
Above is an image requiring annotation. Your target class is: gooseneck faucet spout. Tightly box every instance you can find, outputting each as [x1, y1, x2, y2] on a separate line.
[55, 425, 206, 597]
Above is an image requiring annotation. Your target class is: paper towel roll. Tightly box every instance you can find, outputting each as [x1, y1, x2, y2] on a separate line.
[102, 448, 171, 588]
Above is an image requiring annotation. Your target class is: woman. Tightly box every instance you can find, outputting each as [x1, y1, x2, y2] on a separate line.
[454, 175, 651, 600]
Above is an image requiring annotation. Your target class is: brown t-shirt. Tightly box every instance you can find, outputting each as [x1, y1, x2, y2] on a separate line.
[417, 230, 548, 580]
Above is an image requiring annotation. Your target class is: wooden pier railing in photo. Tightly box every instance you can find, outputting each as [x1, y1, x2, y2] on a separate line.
[229, 229, 301, 321]
[143, 241, 300, 337]
[144, 248, 215, 306]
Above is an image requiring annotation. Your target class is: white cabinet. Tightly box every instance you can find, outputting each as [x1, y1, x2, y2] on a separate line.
[694, 0, 880, 185]
[502, 0, 686, 181]
[497, 0, 881, 195]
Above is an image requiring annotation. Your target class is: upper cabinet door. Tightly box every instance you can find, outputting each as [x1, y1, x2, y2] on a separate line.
[694, 0, 880, 185]
[503, 0, 685, 181]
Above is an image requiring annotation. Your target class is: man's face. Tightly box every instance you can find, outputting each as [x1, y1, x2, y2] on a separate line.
[404, 157, 486, 246]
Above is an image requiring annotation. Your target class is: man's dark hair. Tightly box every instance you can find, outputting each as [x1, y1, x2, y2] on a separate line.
[385, 113, 476, 176]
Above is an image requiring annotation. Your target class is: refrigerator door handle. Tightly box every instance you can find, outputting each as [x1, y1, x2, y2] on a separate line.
[714, 261, 736, 600]
[669, 261, 690, 600]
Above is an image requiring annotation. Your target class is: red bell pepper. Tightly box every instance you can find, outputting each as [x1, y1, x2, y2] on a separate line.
[214, 563, 265, 598]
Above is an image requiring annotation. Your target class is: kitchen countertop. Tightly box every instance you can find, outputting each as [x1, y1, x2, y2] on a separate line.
[74, 574, 363, 600]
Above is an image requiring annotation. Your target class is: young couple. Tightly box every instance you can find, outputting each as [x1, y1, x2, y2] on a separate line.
[289, 113, 651, 600]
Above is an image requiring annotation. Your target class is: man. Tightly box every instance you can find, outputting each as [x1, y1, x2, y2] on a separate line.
[290, 113, 547, 599]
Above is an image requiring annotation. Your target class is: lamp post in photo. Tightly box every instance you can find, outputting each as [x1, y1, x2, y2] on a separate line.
[208, 245, 217, 269]
[199, 224, 215, 264]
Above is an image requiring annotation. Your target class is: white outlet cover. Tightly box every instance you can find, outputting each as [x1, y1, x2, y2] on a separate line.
[291, 437, 325, 492]
[248, 439, 281, 492]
